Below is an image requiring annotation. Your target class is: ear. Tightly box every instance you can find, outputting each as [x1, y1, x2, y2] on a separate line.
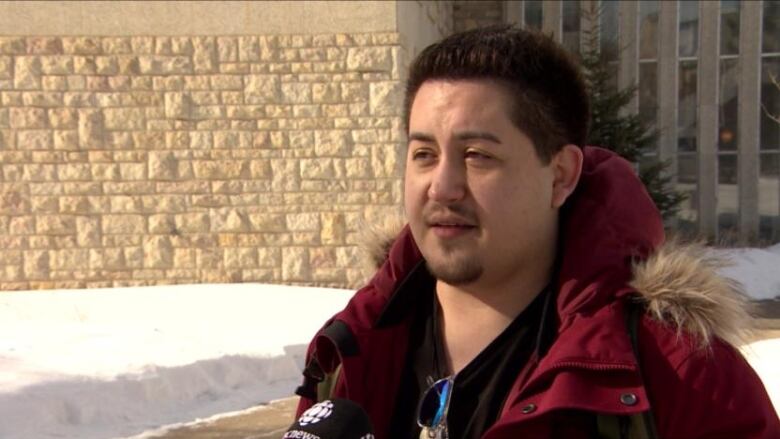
[550, 144, 583, 209]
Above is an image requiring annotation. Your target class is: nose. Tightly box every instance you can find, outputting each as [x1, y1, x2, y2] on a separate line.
[428, 156, 466, 203]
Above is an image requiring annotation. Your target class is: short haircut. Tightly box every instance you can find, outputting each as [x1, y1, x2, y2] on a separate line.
[403, 25, 590, 163]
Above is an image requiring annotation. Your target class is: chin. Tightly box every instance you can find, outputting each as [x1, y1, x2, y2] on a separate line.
[425, 255, 484, 285]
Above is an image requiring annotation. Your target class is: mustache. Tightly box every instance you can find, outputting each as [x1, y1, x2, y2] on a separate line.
[423, 203, 479, 225]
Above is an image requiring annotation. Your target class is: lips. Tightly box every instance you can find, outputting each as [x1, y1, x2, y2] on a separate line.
[427, 216, 477, 238]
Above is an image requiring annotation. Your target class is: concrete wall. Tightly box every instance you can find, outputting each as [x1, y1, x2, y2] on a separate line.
[0, 1, 396, 35]
[0, 1, 415, 291]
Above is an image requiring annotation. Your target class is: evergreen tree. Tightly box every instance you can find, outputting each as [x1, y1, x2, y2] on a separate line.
[579, 6, 686, 219]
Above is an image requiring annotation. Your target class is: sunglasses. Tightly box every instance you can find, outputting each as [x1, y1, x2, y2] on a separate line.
[417, 375, 455, 439]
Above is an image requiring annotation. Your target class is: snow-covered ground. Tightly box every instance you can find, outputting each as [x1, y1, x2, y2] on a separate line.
[0, 244, 778, 439]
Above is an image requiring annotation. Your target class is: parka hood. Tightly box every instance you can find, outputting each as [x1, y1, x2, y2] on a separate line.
[354, 146, 753, 349]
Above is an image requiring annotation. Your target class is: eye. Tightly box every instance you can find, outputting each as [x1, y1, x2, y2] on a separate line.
[411, 148, 437, 163]
[464, 149, 493, 161]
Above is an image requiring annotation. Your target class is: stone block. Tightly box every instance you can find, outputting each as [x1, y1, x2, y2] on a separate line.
[312, 83, 341, 104]
[248, 213, 286, 232]
[288, 130, 314, 149]
[109, 195, 142, 213]
[210, 208, 249, 232]
[321, 213, 346, 245]
[315, 130, 352, 157]
[58, 163, 91, 181]
[143, 236, 173, 268]
[0, 38, 25, 54]
[95, 56, 119, 75]
[217, 37, 238, 62]
[103, 108, 145, 130]
[53, 130, 78, 150]
[62, 37, 101, 55]
[22, 163, 56, 181]
[216, 131, 253, 149]
[10, 108, 48, 129]
[346, 47, 392, 72]
[224, 247, 258, 269]
[193, 37, 217, 73]
[73, 56, 96, 75]
[23, 250, 49, 279]
[78, 109, 104, 149]
[301, 158, 336, 179]
[245, 75, 280, 104]
[138, 56, 192, 74]
[257, 248, 281, 267]
[103, 37, 132, 54]
[249, 160, 271, 179]
[369, 81, 402, 116]
[148, 151, 178, 180]
[371, 144, 401, 178]
[174, 212, 210, 233]
[149, 214, 175, 234]
[238, 36, 260, 62]
[39, 56, 73, 74]
[345, 157, 372, 178]
[50, 249, 89, 270]
[173, 248, 195, 268]
[0, 56, 11, 80]
[192, 160, 247, 179]
[102, 214, 146, 234]
[189, 131, 212, 150]
[9, 216, 34, 235]
[17, 130, 52, 150]
[119, 163, 147, 181]
[42, 76, 67, 91]
[165, 92, 193, 119]
[30, 195, 59, 213]
[286, 213, 320, 232]
[281, 82, 311, 104]
[282, 247, 310, 281]
[36, 215, 76, 235]
[15, 57, 43, 90]
[48, 108, 77, 129]
[22, 92, 62, 107]
[341, 83, 368, 102]
[76, 216, 100, 246]
[27, 37, 63, 55]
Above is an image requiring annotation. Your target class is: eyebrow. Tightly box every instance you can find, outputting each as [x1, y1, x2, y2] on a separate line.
[407, 131, 502, 144]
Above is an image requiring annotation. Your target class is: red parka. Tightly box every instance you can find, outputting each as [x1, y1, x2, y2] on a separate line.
[296, 147, 779, 438]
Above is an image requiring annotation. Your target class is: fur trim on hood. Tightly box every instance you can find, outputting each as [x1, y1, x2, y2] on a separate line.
[359, 220, 755, 349]
[630, 240, 754, 348]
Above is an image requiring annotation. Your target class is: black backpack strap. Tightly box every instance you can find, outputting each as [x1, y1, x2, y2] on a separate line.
[624, 298, 660, 439]
[295, 320, 358, 402]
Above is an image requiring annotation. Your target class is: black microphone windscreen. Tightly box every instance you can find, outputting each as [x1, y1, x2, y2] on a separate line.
[284, 399, 375, 439]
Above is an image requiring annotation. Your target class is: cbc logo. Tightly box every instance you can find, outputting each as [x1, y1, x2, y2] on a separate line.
[298, 400, 334, 426]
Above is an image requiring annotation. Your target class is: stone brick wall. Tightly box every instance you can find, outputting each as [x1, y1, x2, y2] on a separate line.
[0, 34, 405, 290]
[453, 1, 505, 32]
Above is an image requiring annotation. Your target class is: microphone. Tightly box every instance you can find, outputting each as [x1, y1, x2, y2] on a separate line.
[284, 398, 375, 439]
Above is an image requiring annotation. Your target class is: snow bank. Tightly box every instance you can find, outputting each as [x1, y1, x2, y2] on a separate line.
[0, 284, 353, 439]
[715, 245, 780, 301]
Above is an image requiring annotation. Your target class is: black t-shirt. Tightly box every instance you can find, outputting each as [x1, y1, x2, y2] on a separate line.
[390, 281, 550, 439]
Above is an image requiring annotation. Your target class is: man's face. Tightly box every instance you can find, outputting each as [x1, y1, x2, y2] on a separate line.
[404, 79, 560, 288]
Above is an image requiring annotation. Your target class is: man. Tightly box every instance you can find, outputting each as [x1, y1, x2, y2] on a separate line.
[295, 26, 779, 438]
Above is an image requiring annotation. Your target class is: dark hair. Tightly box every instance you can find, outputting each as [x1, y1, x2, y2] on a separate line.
[403, 25, 590, 163]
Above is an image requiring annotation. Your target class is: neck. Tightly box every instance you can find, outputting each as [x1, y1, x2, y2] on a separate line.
[435, 248, 556, 374]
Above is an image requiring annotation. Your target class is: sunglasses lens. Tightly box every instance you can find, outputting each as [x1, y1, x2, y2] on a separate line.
[418, 378, 453, 427]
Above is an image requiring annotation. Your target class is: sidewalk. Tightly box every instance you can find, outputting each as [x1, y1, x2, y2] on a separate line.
[153, 397, 298, 439]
